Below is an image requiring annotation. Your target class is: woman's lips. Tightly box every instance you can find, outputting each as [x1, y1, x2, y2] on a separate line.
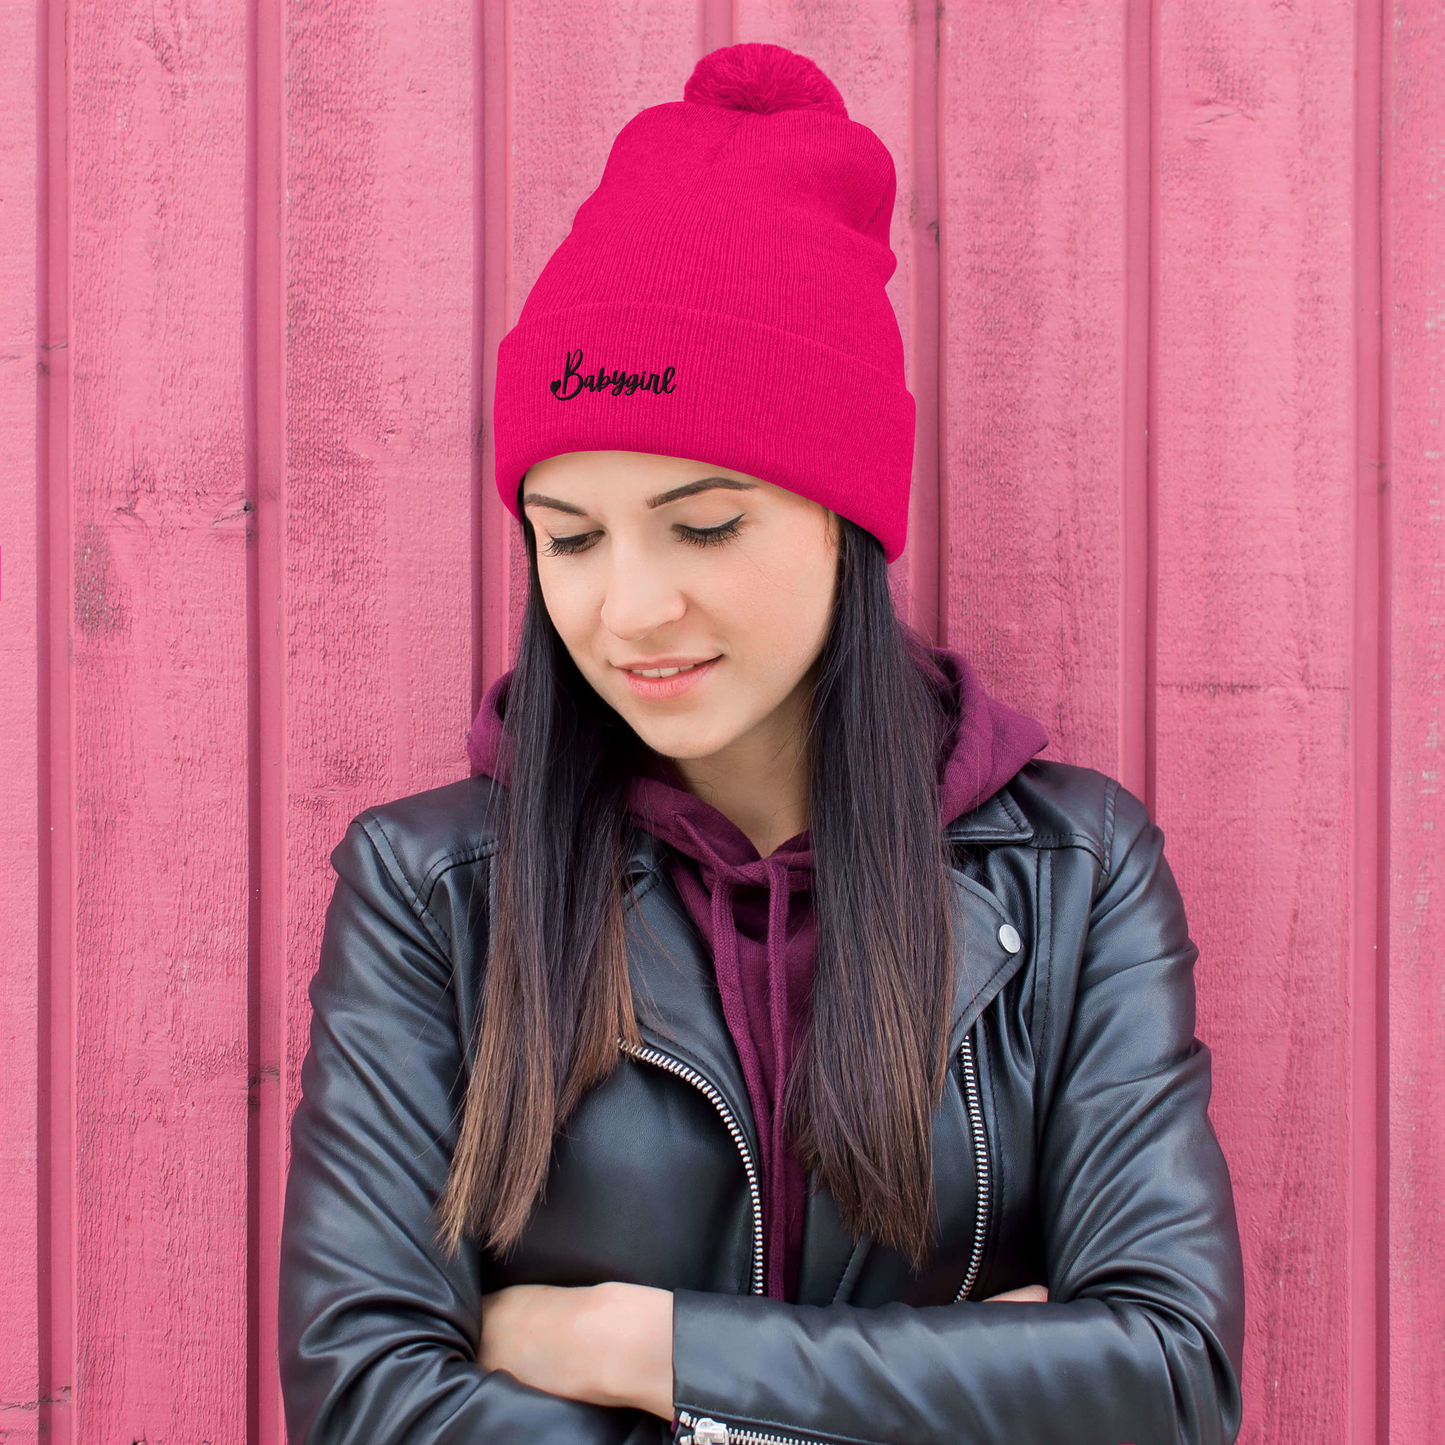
[618, 656, 721, 701]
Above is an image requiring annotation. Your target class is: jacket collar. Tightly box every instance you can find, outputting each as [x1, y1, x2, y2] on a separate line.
[623, 827, 668, 883]
[621, 801, 1033, 1151]
[944, 785, 1035, 845]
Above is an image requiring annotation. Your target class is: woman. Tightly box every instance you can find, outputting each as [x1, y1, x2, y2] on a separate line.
[279, 42, 1245, 1445]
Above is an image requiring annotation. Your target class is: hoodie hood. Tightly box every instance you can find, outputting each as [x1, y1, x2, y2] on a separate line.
[464, 643, 1046, 1300]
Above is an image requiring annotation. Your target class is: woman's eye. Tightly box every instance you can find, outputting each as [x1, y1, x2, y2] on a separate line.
[676, 515, 744, 548]
[542, 530, 601, 557]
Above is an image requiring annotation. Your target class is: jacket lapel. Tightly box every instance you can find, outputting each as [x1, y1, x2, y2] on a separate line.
[945, 787, 1034, 1044]
[947, 869, 1030, 1051]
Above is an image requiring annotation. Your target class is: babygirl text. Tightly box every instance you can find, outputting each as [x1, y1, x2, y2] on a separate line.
[549, 347, 677, 401]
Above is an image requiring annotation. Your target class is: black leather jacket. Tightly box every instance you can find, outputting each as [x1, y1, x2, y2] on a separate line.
[279, 760, 1245, 1445]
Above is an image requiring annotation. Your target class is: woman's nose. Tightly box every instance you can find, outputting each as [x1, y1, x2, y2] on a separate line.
[598, 554, 687, 639]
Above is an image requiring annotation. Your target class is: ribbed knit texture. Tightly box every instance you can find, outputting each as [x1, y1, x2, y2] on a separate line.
[492, 42, 917, 561]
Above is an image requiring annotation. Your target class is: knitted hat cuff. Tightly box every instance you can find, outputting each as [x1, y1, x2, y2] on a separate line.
[494, 300, 915, 562]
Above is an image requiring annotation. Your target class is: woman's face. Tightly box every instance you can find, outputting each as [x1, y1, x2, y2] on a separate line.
[523, 450, 838, 762]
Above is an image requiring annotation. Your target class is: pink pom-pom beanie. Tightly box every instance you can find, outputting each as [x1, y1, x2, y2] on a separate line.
[492, 42, 916, 562]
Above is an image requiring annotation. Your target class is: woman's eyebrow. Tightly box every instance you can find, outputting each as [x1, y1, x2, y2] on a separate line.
[521, 477, 755, 516]
[521, 493, 589, 516]
[646, 477, 756, 509]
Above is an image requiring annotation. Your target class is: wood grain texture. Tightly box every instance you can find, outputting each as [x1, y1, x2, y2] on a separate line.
[66, 0, 252, 1437]
[1150, 5, 1358, 1443]
[1386, 4, 1445, 1440]
[938, 2, 1130, 776]
[0, 0, 40, 1435]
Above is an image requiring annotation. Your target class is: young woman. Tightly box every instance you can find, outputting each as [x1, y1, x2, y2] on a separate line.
[279, 42, 1245, 1445]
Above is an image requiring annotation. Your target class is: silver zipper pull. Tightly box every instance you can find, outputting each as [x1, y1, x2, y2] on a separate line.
[690, 1419, 730, 1445]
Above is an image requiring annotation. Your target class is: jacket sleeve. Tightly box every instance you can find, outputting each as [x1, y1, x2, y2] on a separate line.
[279, 815, 655, 1445]
[670, 783, 1246, 1445]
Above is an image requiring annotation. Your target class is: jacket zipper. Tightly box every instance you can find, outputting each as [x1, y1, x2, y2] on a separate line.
[676, 1409, 821, 1445]
[623, 1051, 813, 1443]
[953, 1027, 990, 1303]
[620, 1040, 765, 1295]
[657, 1030, 990, 1444]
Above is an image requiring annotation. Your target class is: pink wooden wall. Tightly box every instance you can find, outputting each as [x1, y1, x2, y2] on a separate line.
[1, 2, 1439, 1442]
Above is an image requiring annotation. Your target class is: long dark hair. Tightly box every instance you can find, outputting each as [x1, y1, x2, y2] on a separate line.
[436, 508, 955, 1267]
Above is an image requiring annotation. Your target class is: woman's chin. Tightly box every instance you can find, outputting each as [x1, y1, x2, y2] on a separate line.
[626, 715, 738, 763]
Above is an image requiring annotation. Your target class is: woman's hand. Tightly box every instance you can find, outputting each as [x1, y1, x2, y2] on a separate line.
[479, 1281, 674, 1420]
[983, 1283, 1049, 1302]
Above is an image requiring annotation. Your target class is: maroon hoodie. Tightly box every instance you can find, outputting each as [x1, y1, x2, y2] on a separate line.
[465, 645, 1048, 1300]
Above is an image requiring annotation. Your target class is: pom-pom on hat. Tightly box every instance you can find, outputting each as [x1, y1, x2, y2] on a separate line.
[492, 42, 916, 562]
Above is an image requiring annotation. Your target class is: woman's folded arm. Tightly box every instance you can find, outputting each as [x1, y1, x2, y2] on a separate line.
[279, 817, 653, 1445]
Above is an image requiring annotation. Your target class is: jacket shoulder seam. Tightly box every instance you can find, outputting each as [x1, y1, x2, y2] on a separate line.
[415, 840, 498, 914]
[1035, 847, 1055, 1080]
[356, 812, 455, 957]
[1101, 777, 1120, 883]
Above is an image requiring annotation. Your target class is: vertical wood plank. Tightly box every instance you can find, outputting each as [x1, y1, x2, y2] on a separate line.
[1386, 4, 1445, 1440]
[66, 0, 251, 1436]
[1122, 0, 1156, 806]
[279, 0, 477, 1354]
[0, 0, 41, 1435]
[476, 0, 511, 697]
[37, 0, 74, 1434]
[1150, 5, 1359, 1443]
[735, 0, 938, 636]
[1351, 5, 1386, 1441]
[247, 0, 286, 1434]
[939, 3, 1130, 774]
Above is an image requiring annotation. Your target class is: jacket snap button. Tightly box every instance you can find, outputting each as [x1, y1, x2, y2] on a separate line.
[998, 923, 1022, 954]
